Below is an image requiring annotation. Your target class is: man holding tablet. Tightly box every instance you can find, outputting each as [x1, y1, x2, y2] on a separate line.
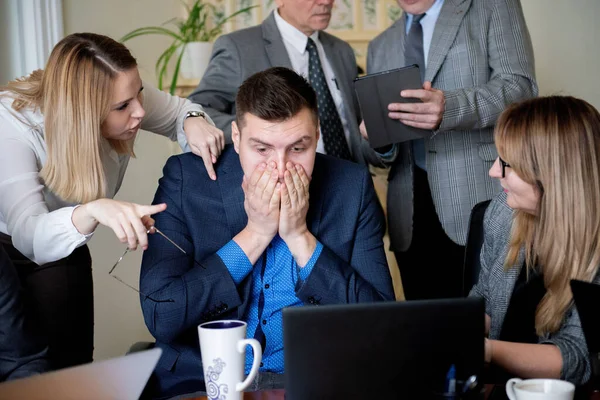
[363, 0, 537, 300]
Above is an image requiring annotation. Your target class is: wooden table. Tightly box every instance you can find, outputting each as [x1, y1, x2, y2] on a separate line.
[188, 389, 285, 400]
[189, 386, 500, 399]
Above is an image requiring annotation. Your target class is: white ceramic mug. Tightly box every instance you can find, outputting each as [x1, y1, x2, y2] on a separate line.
[198, 320, 262, 400]
[506, 378, 575, 400]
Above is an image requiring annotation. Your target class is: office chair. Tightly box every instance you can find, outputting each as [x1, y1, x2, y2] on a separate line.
[571, 279, 600, 393]
[462, 200, 491, 297]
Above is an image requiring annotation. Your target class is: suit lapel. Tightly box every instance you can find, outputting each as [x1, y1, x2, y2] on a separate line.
[320, 33, 361, 157]
[262, 12, 294, 69]
[320, 34, 354, 112]
[217, 149, 256, 317]
[306, 155, 325, 236]
[218, 150, 247, 238]
[425, 0, 471, 82]
[387, 19, 407, 72]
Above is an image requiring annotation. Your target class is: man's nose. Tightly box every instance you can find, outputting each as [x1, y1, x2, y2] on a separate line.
[315, 0, 334, 7]
[275, 155, 289, 181]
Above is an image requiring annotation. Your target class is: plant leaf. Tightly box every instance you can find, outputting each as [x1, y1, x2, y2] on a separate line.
[169, 45, 186, 95]
[156, 44, 179, 91]
[121, 0, 259, 91]
[120, 26, 185, 42]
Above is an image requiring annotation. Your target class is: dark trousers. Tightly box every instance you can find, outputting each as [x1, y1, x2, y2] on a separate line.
[0, 233, 94, 370]
[394, 167, 465, 300]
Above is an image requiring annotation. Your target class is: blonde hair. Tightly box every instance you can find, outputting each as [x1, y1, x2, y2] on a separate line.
[1, 33, 137, 203]
[495, 96, 600, 335]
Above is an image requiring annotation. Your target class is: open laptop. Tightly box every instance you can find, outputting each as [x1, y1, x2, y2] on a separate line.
[0, 348, 161, 400]
[283, 298, 484, 400]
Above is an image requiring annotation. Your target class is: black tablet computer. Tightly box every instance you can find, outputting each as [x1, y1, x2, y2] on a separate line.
[354, 64, 432, 148]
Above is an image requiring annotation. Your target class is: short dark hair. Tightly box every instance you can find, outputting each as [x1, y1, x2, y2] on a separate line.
[235, 67, 318, 128]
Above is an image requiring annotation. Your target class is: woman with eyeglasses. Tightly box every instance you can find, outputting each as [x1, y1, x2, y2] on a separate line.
[0, 33, 224, 370]
[470, 96, 600, 385]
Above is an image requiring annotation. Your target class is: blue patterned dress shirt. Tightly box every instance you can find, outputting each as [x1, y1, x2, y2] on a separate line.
[217, 234, 323, 373]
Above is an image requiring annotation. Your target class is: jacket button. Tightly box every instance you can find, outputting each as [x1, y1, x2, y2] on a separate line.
[262, 319, 267, 325]
[307, 296, 315, 304]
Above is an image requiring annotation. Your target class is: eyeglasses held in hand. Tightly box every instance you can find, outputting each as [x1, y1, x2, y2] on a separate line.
[109, 226, 206, 303]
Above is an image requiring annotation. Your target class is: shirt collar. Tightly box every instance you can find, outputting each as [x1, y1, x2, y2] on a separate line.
[405, 0, 445, 25]
[274, 8, 320, 54]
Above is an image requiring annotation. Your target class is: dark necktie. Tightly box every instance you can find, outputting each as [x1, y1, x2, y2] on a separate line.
[404, 14, 427, 170]
[306, 38, 352, 161]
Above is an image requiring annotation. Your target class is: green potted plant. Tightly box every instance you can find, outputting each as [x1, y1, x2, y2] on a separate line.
[121, 0, 256, 94]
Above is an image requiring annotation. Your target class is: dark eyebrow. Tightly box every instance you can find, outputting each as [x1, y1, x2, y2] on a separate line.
[248, 138, 274, 147]
[287, 136, 312, 148]
[112, 85, 144, 109]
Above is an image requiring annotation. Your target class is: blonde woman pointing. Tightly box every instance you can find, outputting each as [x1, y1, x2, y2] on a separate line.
[0, 33, 224, 369]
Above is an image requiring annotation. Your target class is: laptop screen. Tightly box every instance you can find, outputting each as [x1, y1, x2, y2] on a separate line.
[283, 298, 484, 399]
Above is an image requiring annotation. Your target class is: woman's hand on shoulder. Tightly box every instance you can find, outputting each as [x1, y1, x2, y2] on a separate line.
[72, 199, 167, 250]
[184, 116, 225, 181]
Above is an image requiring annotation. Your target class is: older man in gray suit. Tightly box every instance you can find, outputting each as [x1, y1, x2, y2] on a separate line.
[364, 0, 538, 300]
[189, 0, 391, 167]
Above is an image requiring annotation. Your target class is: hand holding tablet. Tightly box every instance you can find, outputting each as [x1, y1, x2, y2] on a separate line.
[354, 64, 433, 148]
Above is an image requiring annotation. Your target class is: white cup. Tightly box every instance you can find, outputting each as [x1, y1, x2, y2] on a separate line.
[506, 378, 575, 400]
[198, 320, 262, 400]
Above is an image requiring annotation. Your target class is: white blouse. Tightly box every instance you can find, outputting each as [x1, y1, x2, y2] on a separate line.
[0, 83, 209, 265]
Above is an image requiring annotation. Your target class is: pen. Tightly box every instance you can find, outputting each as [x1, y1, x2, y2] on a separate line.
[445, 364, 456, 400]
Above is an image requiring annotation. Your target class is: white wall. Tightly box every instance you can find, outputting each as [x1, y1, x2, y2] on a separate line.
[521, 0, 600, 109]
[58, 0, 600, 361]
[62, 0, 183, 360]
[0, 0, 22, 85]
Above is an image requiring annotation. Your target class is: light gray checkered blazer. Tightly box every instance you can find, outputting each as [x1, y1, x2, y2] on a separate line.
[367, 0, 538, 251]
[470, 192, 598, 385]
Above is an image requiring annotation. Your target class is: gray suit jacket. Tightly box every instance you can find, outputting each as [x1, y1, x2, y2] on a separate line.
[367, 0, 538, 250]
[470, 193, 597, 385]
[188, 12, 385, 167]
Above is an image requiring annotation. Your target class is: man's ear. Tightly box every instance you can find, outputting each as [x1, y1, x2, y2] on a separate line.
[315, 122, 320, 143]
[232, 121, 241, 154]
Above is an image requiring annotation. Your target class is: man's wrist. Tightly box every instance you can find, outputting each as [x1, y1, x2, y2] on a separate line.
[232, 225, 274, 265]
[282, 230, 316, 267]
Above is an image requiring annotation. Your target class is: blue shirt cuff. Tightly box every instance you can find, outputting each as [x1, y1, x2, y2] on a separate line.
[376, 143, 398, 162]
[298, 241, 323, 281]
[217, 240, 254, 285]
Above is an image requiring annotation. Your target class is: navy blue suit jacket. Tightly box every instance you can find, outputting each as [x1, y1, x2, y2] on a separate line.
[140, 145, 394, 398]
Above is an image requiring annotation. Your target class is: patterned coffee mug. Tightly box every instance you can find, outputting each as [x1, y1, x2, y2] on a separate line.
[198, 320, 262, 400]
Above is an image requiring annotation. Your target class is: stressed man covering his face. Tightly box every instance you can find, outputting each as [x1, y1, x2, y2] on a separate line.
[140, 67, 394, 399]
